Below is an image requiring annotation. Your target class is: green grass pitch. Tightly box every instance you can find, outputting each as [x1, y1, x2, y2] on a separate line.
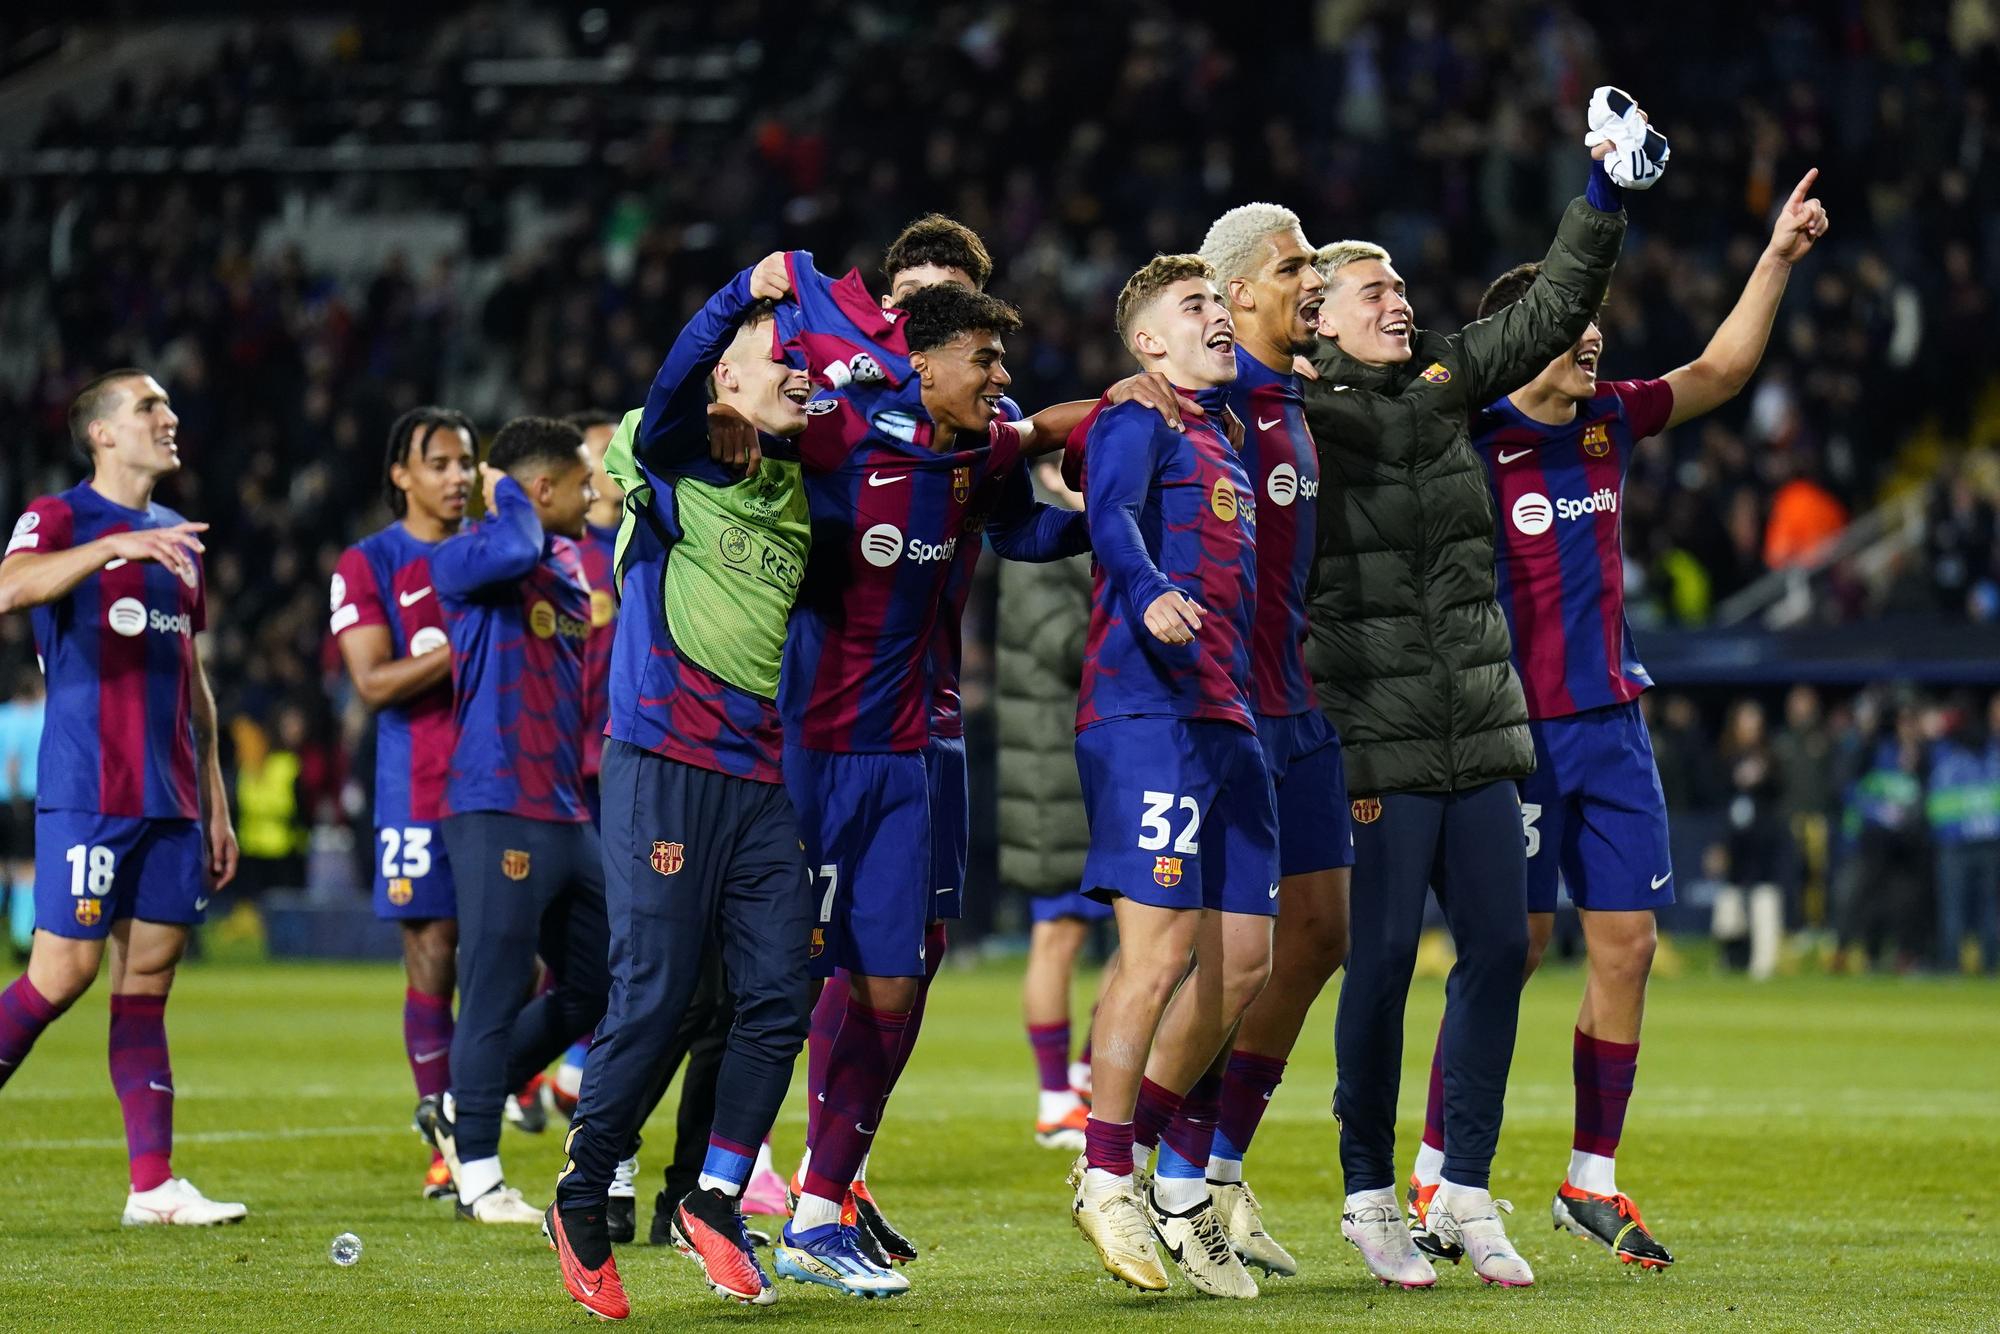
[2, 955, 1995, 1331]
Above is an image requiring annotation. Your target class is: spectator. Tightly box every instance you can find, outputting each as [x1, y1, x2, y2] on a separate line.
[1714, 700, 1787, 979]
[230, 704, 309, 907]
[1926, 693, 2000, 973]
[1772, 684, 1836, 927]
[1762, 455, 1849, 569]
[1838, 706, 1932, 972]
[0, 667, 42, 958]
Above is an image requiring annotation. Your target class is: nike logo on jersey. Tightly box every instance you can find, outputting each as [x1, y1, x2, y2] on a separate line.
[1651, 873, 1672, 890]
[1497, 448, 1535, 464]
[399, 586, 433, 607]
[866, 472, 905, 488]
[1256, 416, 1282, 432]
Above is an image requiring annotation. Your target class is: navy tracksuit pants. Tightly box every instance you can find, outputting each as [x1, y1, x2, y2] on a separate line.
[557, 739, 812, 1211]
[1334, 780, 1528, 1191]
[443, 811, 612, 1163]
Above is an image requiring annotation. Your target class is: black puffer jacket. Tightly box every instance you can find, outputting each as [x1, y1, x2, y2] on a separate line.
[1302, 196, 1626, 795]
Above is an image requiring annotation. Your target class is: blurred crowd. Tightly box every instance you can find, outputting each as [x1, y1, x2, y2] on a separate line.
[0, 5, 1995, 947]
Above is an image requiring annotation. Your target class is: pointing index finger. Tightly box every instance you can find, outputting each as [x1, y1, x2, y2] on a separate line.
[1788, 168, 1819, 210]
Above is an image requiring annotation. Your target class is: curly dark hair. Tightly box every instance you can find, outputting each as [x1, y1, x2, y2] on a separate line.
[898, 283, 1021, 354]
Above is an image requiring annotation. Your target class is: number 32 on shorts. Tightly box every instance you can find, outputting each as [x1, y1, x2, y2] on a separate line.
[1520, 801, 1543, 859]
[1137, 790, 1201, 855]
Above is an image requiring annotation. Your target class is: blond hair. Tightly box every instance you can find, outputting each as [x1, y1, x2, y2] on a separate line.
[1115, 254, 1216, 355]
[1314, 240, 1392, 289]
[1198, 203, 1306, 286]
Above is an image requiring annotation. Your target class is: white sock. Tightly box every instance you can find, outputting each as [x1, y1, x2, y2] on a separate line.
[1344, 1187, 1397, 1214]
[751, 1139, 776, 1178]
[1413, 1140, 1446, 1188]
[1082, 1166, 1131, 1197]
[795, 1146, 811, 1180]
[1153, 1172, 1206, 1211]
[697, 1172, 742, 1197]
[554, 1062, 583, 1099]
[1068, 1059, 1092, 1093]
[1437, 1178, 1492, 1217]
[792, 1191, 842, 1231]
[457, 1155, 503, 1205]
[1207, 1155, 1244, 1185]
[1567, 1150, 1617, 1196]
[854, 1151, 869, 1184]
[1131, 1142, 1151, 1177]
[1038, 1088, 1083, 1123]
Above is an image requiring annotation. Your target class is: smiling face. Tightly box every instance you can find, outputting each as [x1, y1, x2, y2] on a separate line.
[1131, 277, 1238, 388]
[913, 329, 1013, 436]
[1526, 322, 1604, 407]
[89, 375, 181, 478]
[1317, 258, 1413, 365]
[713, 315, 811, 438]
[1230, 226, 1326, 360]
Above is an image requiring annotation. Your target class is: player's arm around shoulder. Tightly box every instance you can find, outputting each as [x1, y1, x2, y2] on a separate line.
[0, 498, 206, 615]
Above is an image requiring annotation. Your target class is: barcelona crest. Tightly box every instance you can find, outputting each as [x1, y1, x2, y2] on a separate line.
[952, 466, 972, 503]
[502, 849, 532, 881]
[74, 898, 102, 927]
[809, 927, 825, 958]
[651, 840, 685, 877]
[1420, 362, 1452, 385]
[1152, 856, 1183, 888]
[1582, 422, 1611, 457]
[1351, 797, 1382, 825]
[387, 877, 414, 906]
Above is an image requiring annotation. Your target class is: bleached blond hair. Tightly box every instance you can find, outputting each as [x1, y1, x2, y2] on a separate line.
[1198, 203, 1306, 286]
[1314, 240, 1393, 289]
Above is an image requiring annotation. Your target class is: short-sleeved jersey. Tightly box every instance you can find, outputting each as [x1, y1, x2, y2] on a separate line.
[578, 522, 618, 780]
[434, 478, 593, 823]
[8, 485, 206, 818]
[1226, 347, 1318, 718]
[329, 523, 455, 825]
[784, 395, 1027, 754]
[1475, 377, 1673, 721]
[1072, 390, 1257, 734]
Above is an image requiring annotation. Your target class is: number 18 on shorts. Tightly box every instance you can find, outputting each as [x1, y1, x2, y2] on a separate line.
[1075, 717, 1280, 917]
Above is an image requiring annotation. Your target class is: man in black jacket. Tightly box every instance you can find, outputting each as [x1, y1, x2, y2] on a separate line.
[1300, 92, 1658, 1289]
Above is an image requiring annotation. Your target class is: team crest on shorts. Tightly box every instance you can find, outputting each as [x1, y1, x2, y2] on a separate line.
[1351, 797, 1382, 824]
[1582, 422, 1611, 457]
[952, 466, 971, 503]
[809, 927, 825, 958]
[650, 840, 685, 877]
[74, 898, 102, 927]
[1420, 362, 1452, 385]
[387, 877, 414, 906]
[502, 849, 532, 881]
[1152, 856, 1183, 888]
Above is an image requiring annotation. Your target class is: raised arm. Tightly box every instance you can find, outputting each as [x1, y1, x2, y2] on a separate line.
[636, 255, 789, 476]
[431, 472, 544, 599]
[1663, 169, 1829, 428]
[1455, 188, 1627, 407]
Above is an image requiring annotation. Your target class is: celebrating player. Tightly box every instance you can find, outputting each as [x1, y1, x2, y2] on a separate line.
[548, 256, 820, 1318]
[1109, 202, 1351, 1278]
[1405, 167, 1830, 1271]
[776, 280, 1093, 1299]
[0, 369, 245, 1225]
[415, 417, 611, 1224]
[1299, 98, 1648, 1288]
[1067, 256, 1276, 1299]
[329, 407, 476, 1201]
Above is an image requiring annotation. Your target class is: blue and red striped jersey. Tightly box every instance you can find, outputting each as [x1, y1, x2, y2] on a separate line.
[783, 395, 1032, 754]
[1225, 347, 1319, 718]
[1475, 378, 1674, 721]
[8, 484, 206, 819]
[434, 477, 593, 823]
[330, 524, 454, 825]
[1069, 390, 1257, 734]
[578, 521, 618, 781]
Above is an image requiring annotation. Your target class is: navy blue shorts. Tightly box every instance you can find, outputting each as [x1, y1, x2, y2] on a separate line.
[926, 735, 967, 923]
[1256, 710, 1355, 876]
[1520, 701, 1676, 913]
[1030, 888, 1114, 924]
[1077, 717, 1279, 917]
[35, 811, 207, 939]
[785, 744, 935, 978]
[370, 820, 456, 921]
